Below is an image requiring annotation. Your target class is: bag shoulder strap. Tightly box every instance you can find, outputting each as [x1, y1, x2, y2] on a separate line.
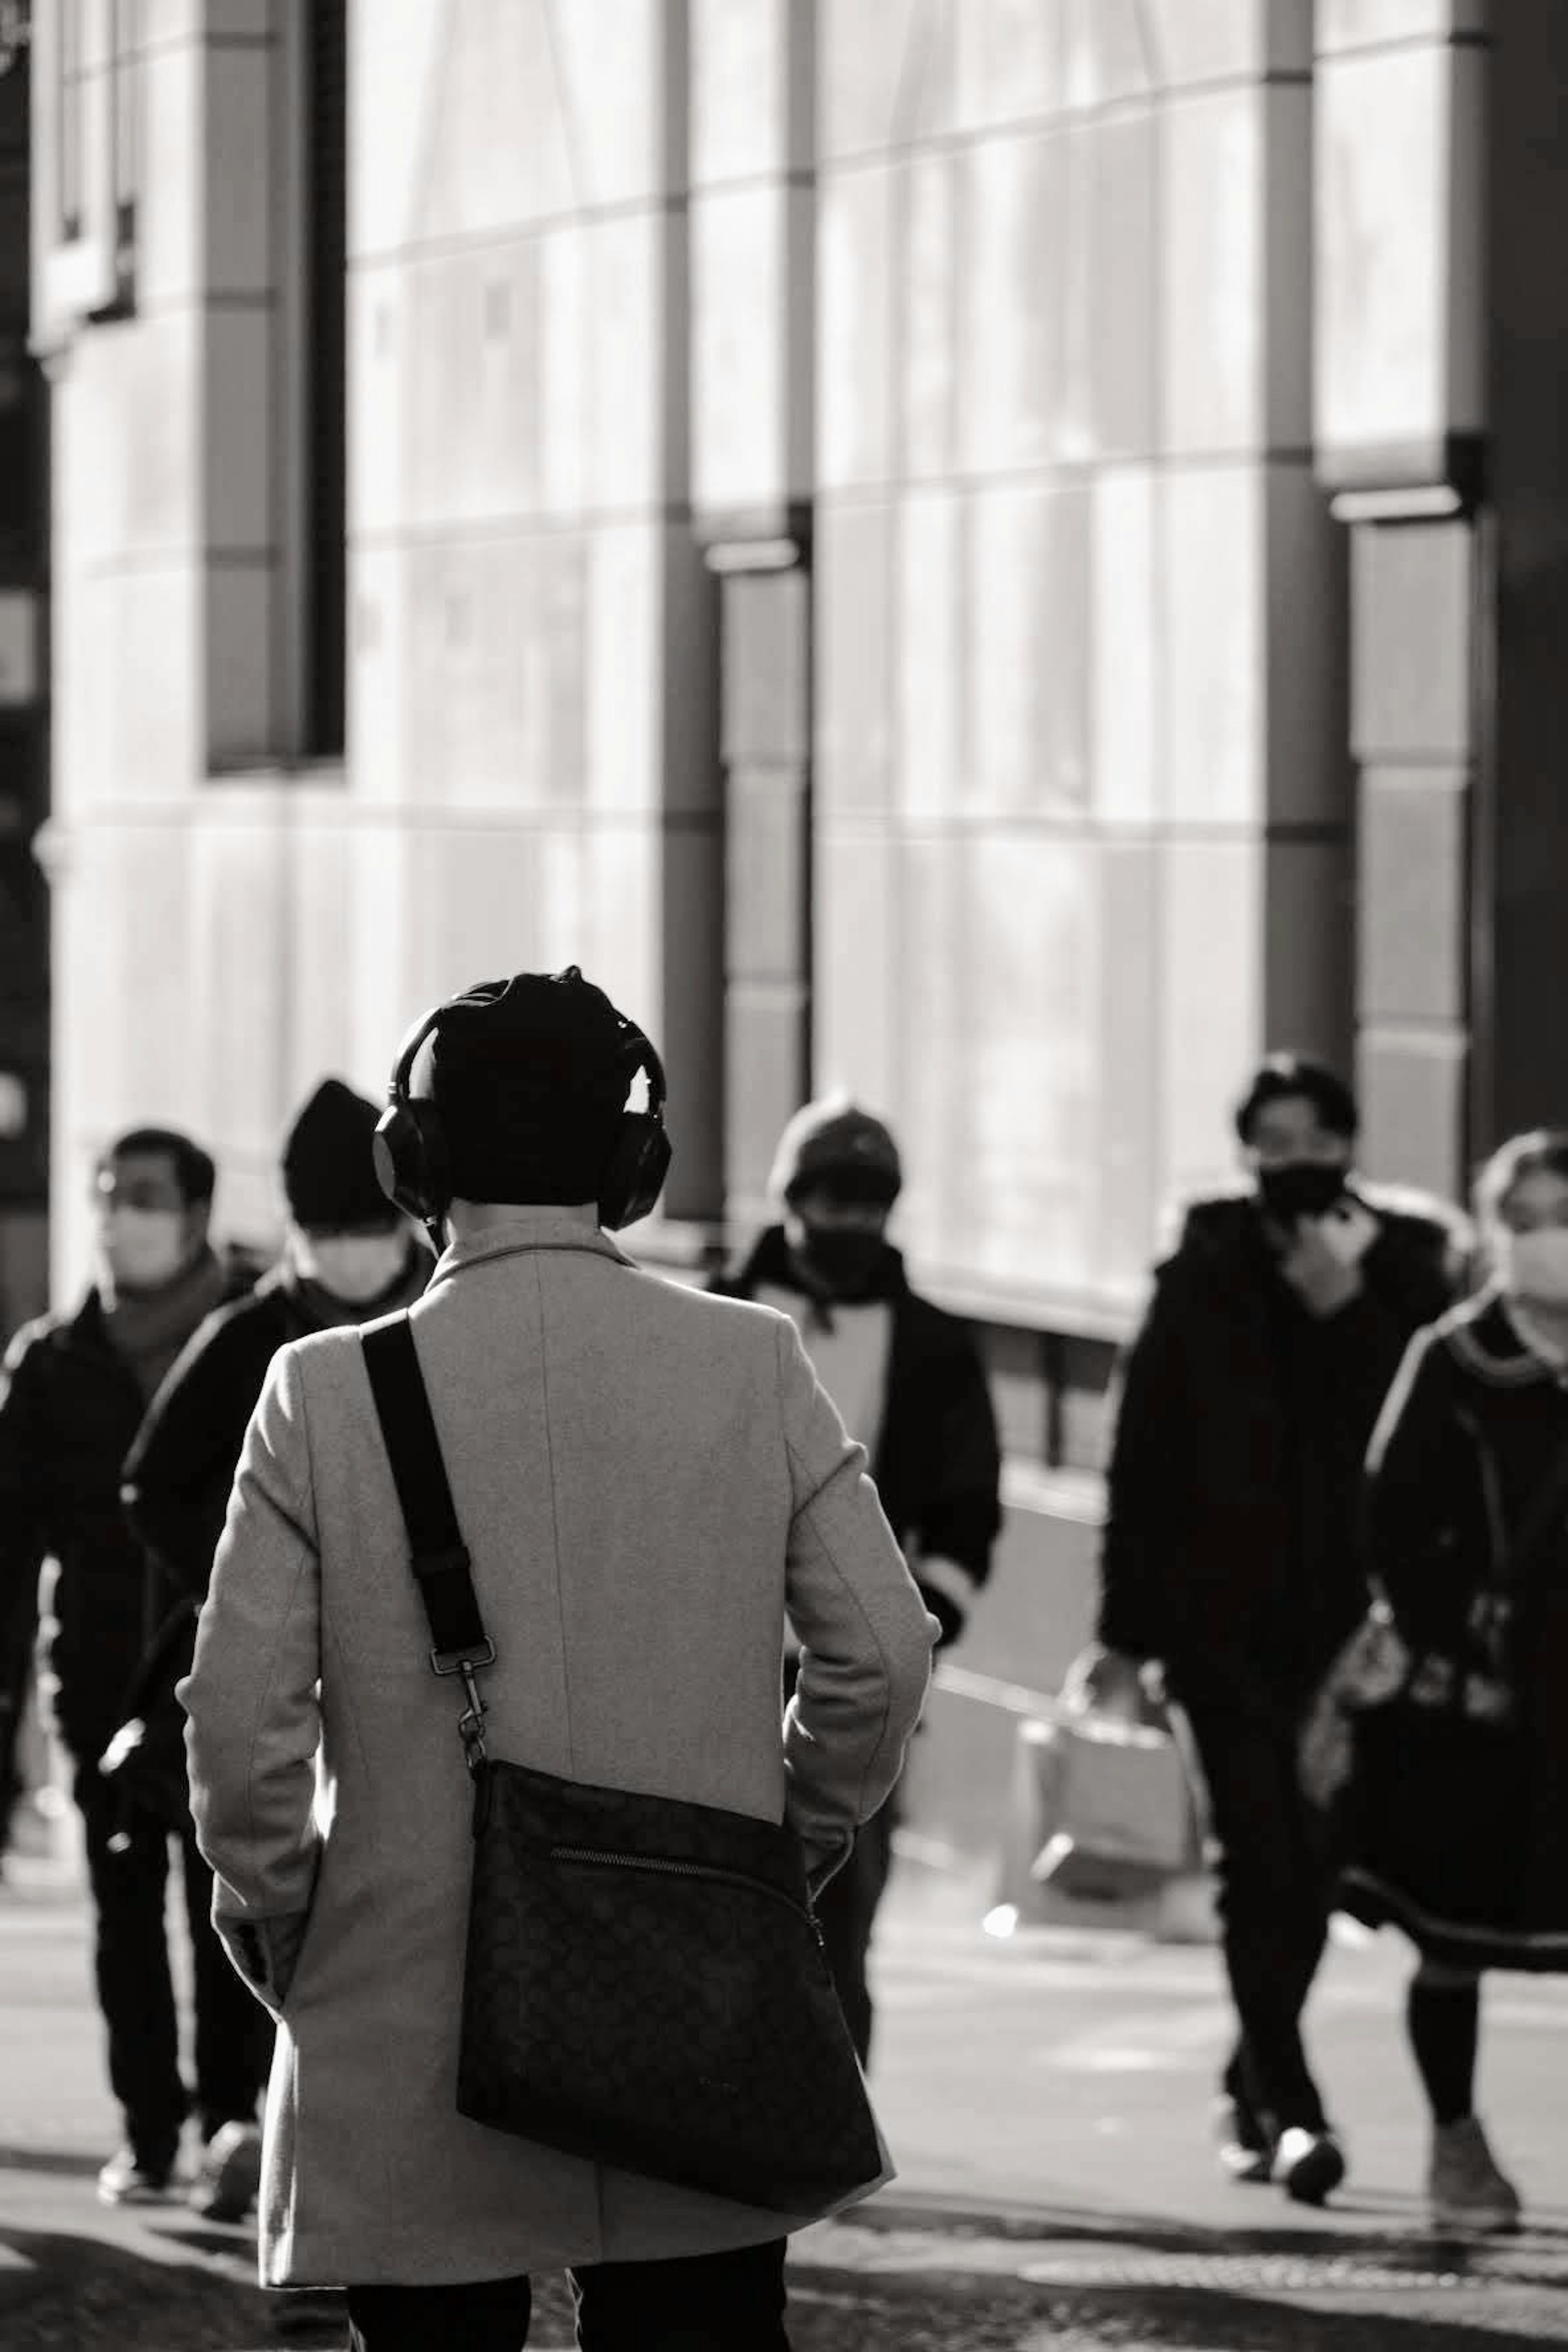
[361, 1312, 492, 1670]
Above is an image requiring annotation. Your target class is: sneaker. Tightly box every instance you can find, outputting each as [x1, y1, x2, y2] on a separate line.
[1429, 2116, 1522, 2235]
[1276, 2125, 1347, 2206]
[1212, 2094, 1273, 2184]
[189, 2119, 263, 2222]
[97, 2145, 175, 2205]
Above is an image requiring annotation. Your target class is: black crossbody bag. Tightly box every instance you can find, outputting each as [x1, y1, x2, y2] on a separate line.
[360, 1312, 882, 2213]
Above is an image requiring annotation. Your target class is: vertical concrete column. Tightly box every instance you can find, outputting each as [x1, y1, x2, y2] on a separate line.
[689, 0, 815, 1221]
[1314, 3, 1486, 1193]
[1481, 2, 1568, 1146]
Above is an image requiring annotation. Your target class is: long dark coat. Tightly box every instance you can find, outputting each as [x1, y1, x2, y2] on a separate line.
[1342, 1290, 1568, 1970]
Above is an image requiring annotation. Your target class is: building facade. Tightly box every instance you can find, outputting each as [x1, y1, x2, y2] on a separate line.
[27, 2, 1568, 1879]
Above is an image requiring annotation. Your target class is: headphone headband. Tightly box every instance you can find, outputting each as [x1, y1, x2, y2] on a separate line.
[386, 991, 666, 1120]
[374, 973, 670, 1233]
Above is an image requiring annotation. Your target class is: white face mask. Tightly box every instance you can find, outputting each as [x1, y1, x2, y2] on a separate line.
[297, 1231, 408, 1304]
[1497, 1227, 1568, 1307]
[103, 1207, 190, 1292]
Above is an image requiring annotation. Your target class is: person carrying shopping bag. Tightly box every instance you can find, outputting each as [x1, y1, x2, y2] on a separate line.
[1089, 1054, 1463, 2205]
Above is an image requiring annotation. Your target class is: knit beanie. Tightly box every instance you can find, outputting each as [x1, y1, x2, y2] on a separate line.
[283, 1079, 398, 1229]
[767, 1096, 902, 1208]
[418, 969, 635, 1206]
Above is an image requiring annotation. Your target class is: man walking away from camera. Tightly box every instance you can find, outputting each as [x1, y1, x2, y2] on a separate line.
[181, 970, 935, 2351]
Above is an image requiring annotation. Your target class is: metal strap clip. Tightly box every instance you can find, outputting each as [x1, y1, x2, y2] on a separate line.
[430, 1640, 495, 1774]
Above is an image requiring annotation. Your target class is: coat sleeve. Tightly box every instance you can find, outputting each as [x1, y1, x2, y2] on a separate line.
[1363, 1326, 1472, 1656]
[1096, 1271, 1187, 1661]
[178, 1345, 323, 2015]
[0, 1327, 48, 1746]
[905, 1327, 1002, 1647]
[776, 1315, 937, 1889]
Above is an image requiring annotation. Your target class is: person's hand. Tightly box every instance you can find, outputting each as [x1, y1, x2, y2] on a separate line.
[1137, 1657, 1168, 1710]
[1065, 1643, 1149, 1721]
[1279, 1202, 1378, 1317]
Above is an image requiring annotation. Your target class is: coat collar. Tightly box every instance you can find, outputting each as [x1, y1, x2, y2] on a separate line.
[425, 1209, 637, 1296]
[1443, 1288, 1564, 1387]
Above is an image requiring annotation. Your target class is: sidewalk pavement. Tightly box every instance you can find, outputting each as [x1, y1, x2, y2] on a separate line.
[4, 1853, 1568, 2347]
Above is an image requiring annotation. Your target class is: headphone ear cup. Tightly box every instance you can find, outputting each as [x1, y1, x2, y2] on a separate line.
[373, 1101, 452, 1224]
[598, 1114, 672, 1231]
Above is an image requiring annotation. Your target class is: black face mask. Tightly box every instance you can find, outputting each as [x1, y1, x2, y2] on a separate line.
[1256, 1160, 1348, 1225]
[795, 1227, 889, 1299]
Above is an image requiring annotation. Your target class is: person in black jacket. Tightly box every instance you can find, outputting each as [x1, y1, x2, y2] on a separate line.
[1089, 1055, 1463, 2207]
[0, 1128, 259, 2205]
[713, 1097, 1001, 2061]
[120, 1078, 429, 2226]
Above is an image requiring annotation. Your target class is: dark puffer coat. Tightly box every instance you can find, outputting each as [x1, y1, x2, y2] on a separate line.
[1097, 1185, 1461, 1707]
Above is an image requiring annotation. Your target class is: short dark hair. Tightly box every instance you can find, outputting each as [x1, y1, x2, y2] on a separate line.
[100, 1127, 217, 1209]
[1474, 1128, 1568, 1225]
[425, 972, 639, 1206]
[1233, 1055, 1359, 1147]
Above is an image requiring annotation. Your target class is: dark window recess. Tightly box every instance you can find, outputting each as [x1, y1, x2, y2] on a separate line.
[305, 0, 347, 757]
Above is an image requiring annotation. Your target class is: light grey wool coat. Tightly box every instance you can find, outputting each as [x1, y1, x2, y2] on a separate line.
[180, 1212, 936, 2287]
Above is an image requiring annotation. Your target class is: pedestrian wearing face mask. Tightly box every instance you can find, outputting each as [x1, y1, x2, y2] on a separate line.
[713, 1097, 1002, 2062]
[0, 1128, 260, 2203]
[1086, 1055, 1464, 2206]
[1340, 1129, 1568, 2234]
[118, 1079, 428, 2231]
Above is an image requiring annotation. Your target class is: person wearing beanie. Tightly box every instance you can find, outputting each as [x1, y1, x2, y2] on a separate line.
[178, 969, 934, 2346]
[0, 1127, 258, 2207]
[116, 1078, 428, 2239]
[713, 1094, 1002, 2065]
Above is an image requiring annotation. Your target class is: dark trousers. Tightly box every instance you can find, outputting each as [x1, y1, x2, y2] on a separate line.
[75, 1760, 274, 2165]
[345, 2237, 790, 2352]
[1177, 1696, 1333, 2136]
[814, 1796, 896, 2068]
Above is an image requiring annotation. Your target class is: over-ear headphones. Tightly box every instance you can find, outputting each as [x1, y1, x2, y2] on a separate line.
[372, 972, 672, 1236]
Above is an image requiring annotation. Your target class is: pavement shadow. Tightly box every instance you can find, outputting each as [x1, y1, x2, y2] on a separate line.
[796, 2260, 1568, 2352]
[1017, 2290, 1568, 2351]
[0, 2146, 101, 2179]
[0, 2228, 276, 2351]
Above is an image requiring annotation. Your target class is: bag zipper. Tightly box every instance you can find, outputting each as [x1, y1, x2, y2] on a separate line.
[547, 1844, 819, 1935]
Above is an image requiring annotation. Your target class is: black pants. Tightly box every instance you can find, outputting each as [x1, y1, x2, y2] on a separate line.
[345, 2237, 790, 2351]
[814, 1797, 895, 2068]
[1176, 1696, 1333, 2136]
[75, 1760, 274, 2165]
